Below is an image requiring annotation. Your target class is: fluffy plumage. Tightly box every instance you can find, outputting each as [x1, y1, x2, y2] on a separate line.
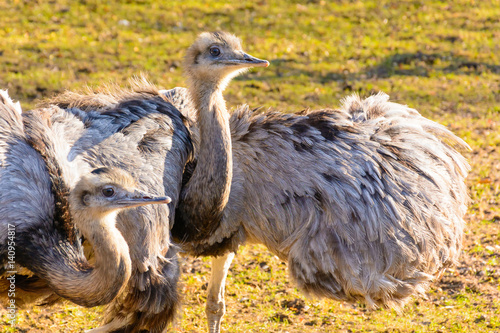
[0, 83, 192, 332]
[169, 32, 470, 333]
[173, 88, 469, 305]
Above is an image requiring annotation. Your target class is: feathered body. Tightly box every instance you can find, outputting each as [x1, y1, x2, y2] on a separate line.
[0, 82, 192, 332]
[0, 90, 68, 306]
[161, 34, 470, 326]
[172, 89, 469, 308]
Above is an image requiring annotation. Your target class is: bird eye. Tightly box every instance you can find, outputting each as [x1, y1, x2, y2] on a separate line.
[210, 46, 221, 57]
[102, 187, 115, 197]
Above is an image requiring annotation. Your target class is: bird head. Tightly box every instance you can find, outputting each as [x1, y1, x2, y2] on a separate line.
[184, 31, 269, 89]
[70, 167, 171, 215]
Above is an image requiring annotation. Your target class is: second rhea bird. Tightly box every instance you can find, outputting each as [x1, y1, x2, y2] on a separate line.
[171, 32, 469, 333]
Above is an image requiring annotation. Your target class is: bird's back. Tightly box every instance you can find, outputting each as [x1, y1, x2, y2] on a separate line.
[149, 86, 469, 309]
[0, 91, 80, 306]
[227, 93, 469, 308]
[0, 91, 56, 257]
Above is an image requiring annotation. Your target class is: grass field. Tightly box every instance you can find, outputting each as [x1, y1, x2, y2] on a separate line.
[1, 0, 499, 332]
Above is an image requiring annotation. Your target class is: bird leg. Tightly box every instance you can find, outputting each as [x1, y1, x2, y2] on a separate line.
[206, 252, 235, 333]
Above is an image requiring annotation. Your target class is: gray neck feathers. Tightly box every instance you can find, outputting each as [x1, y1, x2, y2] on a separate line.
[175, 78, 233, 240]
[37, 210, 132, 307]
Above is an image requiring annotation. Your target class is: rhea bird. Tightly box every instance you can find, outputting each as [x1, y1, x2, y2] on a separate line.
[0, 83, 192, 332]
[0, 91, 171, 309]
[170, 32, 470, 332]
[66, 167, 171, 305]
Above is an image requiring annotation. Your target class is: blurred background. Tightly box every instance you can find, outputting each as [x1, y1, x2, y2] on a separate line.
[0, 0, 499, 332]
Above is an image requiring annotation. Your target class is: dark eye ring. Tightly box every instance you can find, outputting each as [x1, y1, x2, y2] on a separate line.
[102, 187, 115, 197]
[210, 46, 221, 57]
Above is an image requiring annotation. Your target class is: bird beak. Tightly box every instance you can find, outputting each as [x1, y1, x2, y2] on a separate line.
[241, 52, 270, 67]
[116, 192, 172, 208]
[225, 52, 270, 68]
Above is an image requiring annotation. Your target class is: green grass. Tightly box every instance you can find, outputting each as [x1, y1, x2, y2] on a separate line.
[1, 0, 499, 332]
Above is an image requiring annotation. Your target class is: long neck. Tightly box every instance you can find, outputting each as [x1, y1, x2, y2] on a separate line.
[41, 211, 132, 307]
[174, 78, 233, 241]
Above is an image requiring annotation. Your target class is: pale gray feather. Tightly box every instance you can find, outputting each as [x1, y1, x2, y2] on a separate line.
[0, 85, 192, 332]
[168, 32, 470, 323]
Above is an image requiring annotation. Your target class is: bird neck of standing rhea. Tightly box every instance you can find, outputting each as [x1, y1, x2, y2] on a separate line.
[51, 209, 132, 307]
[187, 75, 233, 217]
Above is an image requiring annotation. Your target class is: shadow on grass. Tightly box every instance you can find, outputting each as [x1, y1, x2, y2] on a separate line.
[365, 52, 500, 78]
[239, 51, 500, 87]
